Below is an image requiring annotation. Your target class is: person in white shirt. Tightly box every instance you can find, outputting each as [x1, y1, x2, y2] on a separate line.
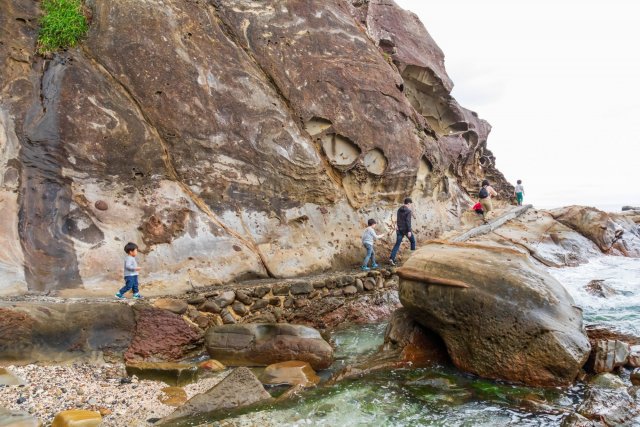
[361, 219, 386, 271]
[514, 179, 525, 206]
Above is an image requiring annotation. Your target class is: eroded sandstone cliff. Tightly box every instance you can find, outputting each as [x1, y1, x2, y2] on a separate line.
[0, 0, 510, 295]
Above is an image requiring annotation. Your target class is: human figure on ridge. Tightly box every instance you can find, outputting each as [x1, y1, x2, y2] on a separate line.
[389, 197, 416, 266]
[514, 179, 525, 206]
[479, 179, 498, 223]
[361, 218, 386, 271]
[115, 242, 143, 299]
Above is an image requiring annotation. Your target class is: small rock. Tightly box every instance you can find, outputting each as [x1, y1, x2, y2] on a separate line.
[232, 301, 249, 316]
[290, 282, 313, 295]
[251, 286, 270, 298]
[158, 387, 188, 407]
[588, 340, 630, 373]
[260, 360, 320, 387]
[584, 280, 618, 298]
[251, 299, 269, 310]
[200, 300, 222, 314]
[343, 285, 357, 295]
[363, 277, 376, 291]
[153, 298, 188, 315]
[187, 295, 206, 305]
[268, 297, 281, 306]
[220, 308, 236, 324]
[235, 290, 253, 305]
[16, 396, 27, 404]
[355, 279, 364, 292]
[198, 359, 226, 372]
[215, 291, 236, 308]
[588, 372, 626, 389]
[273, 284, 290, 296]
[94, 200, 108, 211]
[51, 410, 102, 427]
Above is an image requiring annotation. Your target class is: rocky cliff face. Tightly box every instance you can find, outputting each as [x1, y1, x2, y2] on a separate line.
[0, 0, 510, 295]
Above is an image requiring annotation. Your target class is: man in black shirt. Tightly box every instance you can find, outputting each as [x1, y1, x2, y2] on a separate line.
[389, 197, 416, 265]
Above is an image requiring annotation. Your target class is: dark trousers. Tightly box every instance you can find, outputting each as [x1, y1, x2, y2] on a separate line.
[119, 275, 139, 295]
[390, 230, 416, 261]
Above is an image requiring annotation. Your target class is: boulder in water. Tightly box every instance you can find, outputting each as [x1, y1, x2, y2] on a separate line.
[584, 280, 618, 298]
[586, 340, 630, 373]
[205, 324, 333, 370]
[576, 373, 640, 425]
[628, 345, 640, 368]
[398, 240, 591, 386]
[159, 367, 272, 424]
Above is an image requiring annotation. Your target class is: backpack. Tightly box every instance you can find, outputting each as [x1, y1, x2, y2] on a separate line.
[479, 186, 489, 199]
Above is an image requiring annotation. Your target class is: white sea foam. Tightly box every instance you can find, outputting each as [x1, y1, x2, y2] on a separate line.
[548, 255, 640, 335]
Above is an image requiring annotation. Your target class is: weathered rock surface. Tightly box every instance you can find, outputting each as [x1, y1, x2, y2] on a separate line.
[152, 299, 188, 315]
[124, 306, 204, 362]
[260, 361, 320, 388]
[0, 368, 25, 386]
[205, 324, 333, 370]
[0, 302, 134, 363]
[159, 367, 272, 424]
[550, 206, 640, 256]
[0, 407, 41, 427]
[125, 361, 199, 386]
[576, 373, 640, 426]
[51, 410, 101, 427]
[586, 340, 630, 373]
[382, 308, 450, 366]
[398, 241, 591, 386]
[584, 280, 618, 298]
[0, 0, 510, 296]
[471, 209, 602, 267]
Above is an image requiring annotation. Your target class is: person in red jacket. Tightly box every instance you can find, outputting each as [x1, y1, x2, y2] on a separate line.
[389, 197, 416, 265]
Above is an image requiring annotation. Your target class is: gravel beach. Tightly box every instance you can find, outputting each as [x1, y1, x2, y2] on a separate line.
[0, 363, 228, 426]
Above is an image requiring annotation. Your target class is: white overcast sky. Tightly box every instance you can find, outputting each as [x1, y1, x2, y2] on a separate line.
[395, 0, 640, 210]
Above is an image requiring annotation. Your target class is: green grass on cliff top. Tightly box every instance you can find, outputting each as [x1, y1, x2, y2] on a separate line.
[38, 0, 88, 54]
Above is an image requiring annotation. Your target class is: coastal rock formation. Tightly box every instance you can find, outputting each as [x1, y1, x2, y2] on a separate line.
[205, 323, 334, 370]
[0, 0, 510, 296]
[398, 241, 591, 386]
[0, 302, 134, 363]
[159, 367, 272, 425]
[549, 206, 640, 257]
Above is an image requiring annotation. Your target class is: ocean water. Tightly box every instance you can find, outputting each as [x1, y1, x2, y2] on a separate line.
[549, 255, 640, 336]
[184, 256, 638, 426]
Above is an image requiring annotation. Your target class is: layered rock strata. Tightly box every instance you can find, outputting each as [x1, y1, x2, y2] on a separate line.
[0, 0, 510, 295]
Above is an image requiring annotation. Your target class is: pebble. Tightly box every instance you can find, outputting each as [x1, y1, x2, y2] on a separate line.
[0, 363, 228, 426]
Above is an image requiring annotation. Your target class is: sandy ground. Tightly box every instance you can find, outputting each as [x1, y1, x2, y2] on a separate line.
[0, 363, 228, 426]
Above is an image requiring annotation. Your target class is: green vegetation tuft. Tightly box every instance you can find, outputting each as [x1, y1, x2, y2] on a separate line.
[38, 0, 88, 54]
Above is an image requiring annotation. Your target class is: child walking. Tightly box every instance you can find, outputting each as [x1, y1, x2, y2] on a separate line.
[115, 242, 143, 299]
[361, 219, 385, 271]
[514, 179, 525, 206]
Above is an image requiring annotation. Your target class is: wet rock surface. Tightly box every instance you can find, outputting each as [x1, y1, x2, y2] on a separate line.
[398, 241, 591, 386]
[159, 367, 272, 425]
[205, 324, 334, 370]
[260, 361, 320, 388]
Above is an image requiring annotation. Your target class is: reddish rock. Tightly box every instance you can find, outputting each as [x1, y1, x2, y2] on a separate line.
[125, 307, 204, 361]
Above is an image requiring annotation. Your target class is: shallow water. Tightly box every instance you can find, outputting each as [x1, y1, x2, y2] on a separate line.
[185, 256, 639, 426]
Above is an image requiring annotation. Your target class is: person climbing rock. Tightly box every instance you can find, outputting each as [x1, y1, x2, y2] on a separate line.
[479, 180, 498, 223]
[389, 197, 416, 265]
[115, 242, 143, 299]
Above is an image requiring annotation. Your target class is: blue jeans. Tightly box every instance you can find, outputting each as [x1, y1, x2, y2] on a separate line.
[390, 230, 416, 261]
[362, 243, 376, 267]
[119, 275, 139, 295]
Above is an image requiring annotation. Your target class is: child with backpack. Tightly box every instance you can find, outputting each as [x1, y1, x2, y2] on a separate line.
[479, 180, 498, 223]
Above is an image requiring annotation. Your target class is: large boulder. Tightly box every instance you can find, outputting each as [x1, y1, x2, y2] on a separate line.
[159, 367, 272, 424]
[398, 241, 591, 386]
[550, 206, 640, 256]
[205, 324, 333, 370]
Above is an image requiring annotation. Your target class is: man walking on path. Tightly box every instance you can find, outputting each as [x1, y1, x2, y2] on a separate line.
[389, 197, 416, 265]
